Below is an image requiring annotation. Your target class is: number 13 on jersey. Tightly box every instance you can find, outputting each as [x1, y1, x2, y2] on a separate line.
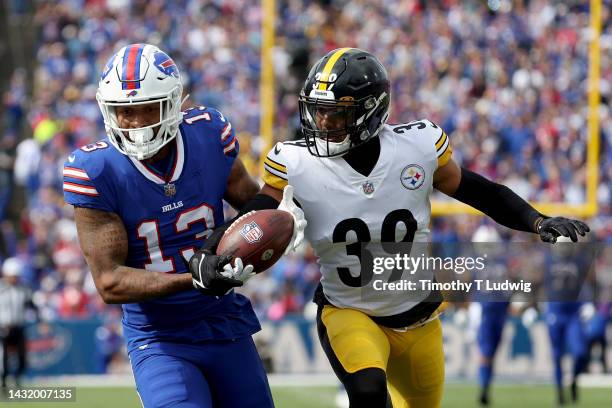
[136, 204, 215, 273]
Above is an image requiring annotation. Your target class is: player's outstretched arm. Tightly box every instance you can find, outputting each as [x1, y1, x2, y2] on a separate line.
[74, 207, 193, 304]
[432, 159, 589, 242]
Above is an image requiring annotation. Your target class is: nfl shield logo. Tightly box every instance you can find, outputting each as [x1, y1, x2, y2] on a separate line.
[362, 181, 375, 195]
[240, 222, 263, 244]
[164, 183, 176, 197]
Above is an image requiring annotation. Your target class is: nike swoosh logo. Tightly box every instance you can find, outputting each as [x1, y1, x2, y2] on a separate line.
[68, 155, 76, 162]
[274, 144, 281, 155]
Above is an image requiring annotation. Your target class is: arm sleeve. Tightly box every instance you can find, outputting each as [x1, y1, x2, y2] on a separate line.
[452, 167, 543, 233]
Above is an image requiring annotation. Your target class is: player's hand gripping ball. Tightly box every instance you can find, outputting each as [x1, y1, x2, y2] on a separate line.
[217, 209, 294, 273]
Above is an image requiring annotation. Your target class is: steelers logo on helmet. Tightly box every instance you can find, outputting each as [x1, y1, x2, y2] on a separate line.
[299, 48, 390, 157]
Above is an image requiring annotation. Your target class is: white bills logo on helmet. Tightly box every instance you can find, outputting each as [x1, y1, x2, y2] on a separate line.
[240, 222, 264, 244]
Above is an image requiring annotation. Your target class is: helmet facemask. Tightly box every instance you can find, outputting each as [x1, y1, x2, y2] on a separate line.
[97, 84, 184, 160]
[96, 44, 186, 161]
[299, 91, 390, 158]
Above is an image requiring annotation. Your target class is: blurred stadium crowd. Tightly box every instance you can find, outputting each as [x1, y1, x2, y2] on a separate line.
[0, 0, 610, 372]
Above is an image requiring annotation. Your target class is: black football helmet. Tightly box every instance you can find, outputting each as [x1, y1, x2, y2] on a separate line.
[299, 48, 390, 157]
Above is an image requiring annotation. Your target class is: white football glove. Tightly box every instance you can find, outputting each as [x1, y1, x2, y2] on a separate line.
[220, 257, 255, 283]
[277, 185, 307, 255]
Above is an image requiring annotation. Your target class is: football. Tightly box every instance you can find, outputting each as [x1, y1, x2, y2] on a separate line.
[216, 209, 294, 273]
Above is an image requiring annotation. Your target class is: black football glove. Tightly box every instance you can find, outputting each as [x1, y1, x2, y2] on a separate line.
[537, 217, 590, 243]
[188, 249, 243, 296]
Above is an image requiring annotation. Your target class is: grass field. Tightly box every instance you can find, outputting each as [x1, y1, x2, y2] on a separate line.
[2, 384, 610, 407]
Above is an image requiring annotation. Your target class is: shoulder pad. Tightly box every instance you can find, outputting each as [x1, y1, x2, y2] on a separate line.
[263, 142, 289, 190]
[64, 140, 113, 180]
[391, 119, 452, 168]
[181, 106, 236, 156]
[63, 140, 115, 206]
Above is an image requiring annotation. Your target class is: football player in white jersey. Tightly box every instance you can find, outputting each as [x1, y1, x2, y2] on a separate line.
[194, 48, 589, 408]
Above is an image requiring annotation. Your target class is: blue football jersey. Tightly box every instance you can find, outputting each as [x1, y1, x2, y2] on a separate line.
[473, 256, 512, 303]
[63, 106, 260, 352]
[544, 253, 589, 314]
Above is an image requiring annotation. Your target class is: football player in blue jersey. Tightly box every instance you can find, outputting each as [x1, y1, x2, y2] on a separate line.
[470, 226, 511, 406]
[587, 301, 610, 374]
[544, 238, 593, 405]
[63, 43, 278, 408]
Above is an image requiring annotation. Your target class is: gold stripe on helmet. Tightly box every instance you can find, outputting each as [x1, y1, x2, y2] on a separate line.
[318, 48, 352, 91]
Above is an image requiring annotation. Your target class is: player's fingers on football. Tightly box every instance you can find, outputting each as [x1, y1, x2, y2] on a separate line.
[570, 221, 588, 237]
[551, 224, 570, 239]
[546, 234, 557, 243]
[571, 220, 589, 235]
[221, 263, 234, 277]
[553, 221, 575, 241]
[540, 232, 556, 243]
[240, 266, 255, 281]
[566, 226, 578, 242]
[217, 254, 233, 267]
[559, 224, 576, 241]
[219, 275, 243, 287]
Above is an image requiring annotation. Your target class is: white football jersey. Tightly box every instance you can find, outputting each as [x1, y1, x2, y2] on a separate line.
[263, 119, 452, 316]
